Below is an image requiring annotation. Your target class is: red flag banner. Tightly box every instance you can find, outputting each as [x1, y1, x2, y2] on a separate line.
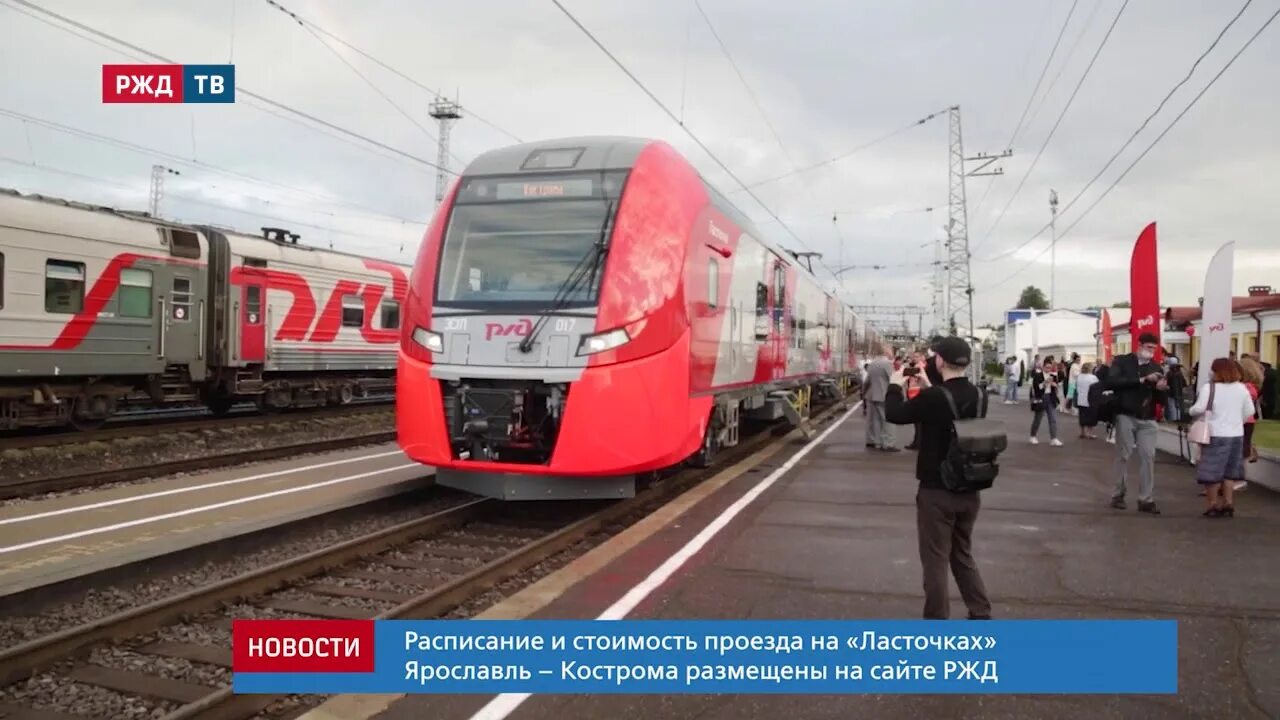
[1101, 309, 1113, 364]
[1129, 222, 1161, 361]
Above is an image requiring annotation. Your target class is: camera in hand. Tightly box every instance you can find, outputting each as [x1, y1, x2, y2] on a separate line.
[904, 367, 920, 377]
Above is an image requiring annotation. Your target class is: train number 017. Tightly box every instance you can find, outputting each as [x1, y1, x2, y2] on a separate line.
[553, 318, 577, 332]
[444, 317, 467, 331]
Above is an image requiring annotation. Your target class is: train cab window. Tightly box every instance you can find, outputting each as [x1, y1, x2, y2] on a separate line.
[118, 269, 153, 318]
[171, 277, 192, 322]
[245, 285, 262, 324]
[167, 229, 201, 260]
[707, 258, 719, 309]
[45, 260, 85, 314]
[342, 298, 363, 328]
[380, 300, 400, 330]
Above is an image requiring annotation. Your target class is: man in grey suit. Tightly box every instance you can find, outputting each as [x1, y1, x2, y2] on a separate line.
[864, 347, 899, 452]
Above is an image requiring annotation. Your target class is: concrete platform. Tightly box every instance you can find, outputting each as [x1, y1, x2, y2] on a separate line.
[0, 444, 429, 596]
[305, 401, 1280, 720]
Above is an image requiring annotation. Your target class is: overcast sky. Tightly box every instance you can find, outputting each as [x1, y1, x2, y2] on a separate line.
[2, 0, 1277, 329]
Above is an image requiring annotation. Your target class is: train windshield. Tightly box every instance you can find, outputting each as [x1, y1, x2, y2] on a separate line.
[435, 172, 626, 309]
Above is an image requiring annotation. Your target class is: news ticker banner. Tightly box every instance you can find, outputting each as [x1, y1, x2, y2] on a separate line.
[231, 619, 1177, 695]
[102, 64, 235, 103]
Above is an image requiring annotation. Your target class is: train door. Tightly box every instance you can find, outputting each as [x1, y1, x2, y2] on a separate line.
[771, 259, 787, 379]
[238, 261, 266, 364]
[157, 229, 206, 378]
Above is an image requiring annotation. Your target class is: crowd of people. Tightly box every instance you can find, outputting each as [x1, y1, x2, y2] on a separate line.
[855, 333, 1271, 621]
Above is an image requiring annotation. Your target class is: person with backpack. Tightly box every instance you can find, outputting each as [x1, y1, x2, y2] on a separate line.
[885, 336, 1006, 621]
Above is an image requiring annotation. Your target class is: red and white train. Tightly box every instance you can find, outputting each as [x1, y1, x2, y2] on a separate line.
[0, 188, 409, 429]
[397, 137, 873, 499]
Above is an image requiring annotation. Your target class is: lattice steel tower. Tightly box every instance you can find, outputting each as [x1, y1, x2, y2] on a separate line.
[148, 164, 180, 218]
[945, 106, 1010, 338]
[429, 97, 463, 209]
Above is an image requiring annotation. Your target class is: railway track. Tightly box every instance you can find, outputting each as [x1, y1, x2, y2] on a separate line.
[0, 400, 846, 720]
[0, 430, 398, 501]
[0, 401, 393, 453]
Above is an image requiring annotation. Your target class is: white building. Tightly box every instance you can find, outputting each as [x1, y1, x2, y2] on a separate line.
[999, 309, 1100, 365]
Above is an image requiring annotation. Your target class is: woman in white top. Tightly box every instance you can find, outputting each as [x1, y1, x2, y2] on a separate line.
[1188, 358, 1257, 518]
[1074, 364, 1099, 439]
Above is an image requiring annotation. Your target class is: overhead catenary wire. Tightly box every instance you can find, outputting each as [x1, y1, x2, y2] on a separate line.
[980, 3, 1280, 293]
[692, 0, 849, 284]
[969, 0, 1083, 220]
[0, 155, 417, 252]
[262, 0, 522, 144]
[549, 0, 838, 281]
[0, 0, 445, 181]
[971, 0, 1130, 254]
[978, 0, 1261, 266]
[0, 107, 427, 225]
[7, 0, 454, 175]
[1019, 0, 1107, 142]
[732, 108, 949, 192]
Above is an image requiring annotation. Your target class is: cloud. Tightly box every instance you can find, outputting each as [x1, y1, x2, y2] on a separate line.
[0, 0, 1276, 326]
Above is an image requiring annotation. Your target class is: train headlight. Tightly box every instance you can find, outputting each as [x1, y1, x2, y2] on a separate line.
[577, 328, 630, 356]
[411, 326, 444, 354]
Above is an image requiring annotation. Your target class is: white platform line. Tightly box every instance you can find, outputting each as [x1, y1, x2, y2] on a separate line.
[467, 402, 861, 720]
[0, 463, 421, 555]
[0, 450, 404, 527]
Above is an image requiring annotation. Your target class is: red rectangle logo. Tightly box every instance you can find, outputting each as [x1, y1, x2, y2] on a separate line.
[102, 64, 183, 103]
[232, 619, 375, 673]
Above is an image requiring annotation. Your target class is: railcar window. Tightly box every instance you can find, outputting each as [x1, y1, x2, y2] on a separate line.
[168, 229, 201, 259]
[381, 300, 400, 329]
[797, 305, 806, 349]
[436, 200, 612, 306]
[707, 258, 719, 309]
[755, 282, 768, 316]
[171, 277, 192, 322]
[119, 268, 153, 318]
[342, 298, 363, 328]
[245, 285, 262, 324]
[45, 260, 85, 314]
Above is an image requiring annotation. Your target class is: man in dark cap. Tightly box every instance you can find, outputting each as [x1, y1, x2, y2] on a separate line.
[1104, 332, 1167, 515]
[885, 336, 992, 620]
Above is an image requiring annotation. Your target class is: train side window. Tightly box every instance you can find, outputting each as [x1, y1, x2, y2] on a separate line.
[381, 299, 400, 329]
[342, 297, 363, 328]
[171, 277, 192, 321]
[167, 229, 202, 260]
[707, 258, 719, 309]
[754, 282, 768, 316]
[245, 285, 262, 324]
[45, 260, 85, 314]
[797, 305, 806, 348]
[119, 269, 153, 318]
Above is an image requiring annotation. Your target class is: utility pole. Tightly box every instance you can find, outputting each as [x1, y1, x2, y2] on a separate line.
[429, 96, 463, 210]
[149, 165, 180, 218]
[1049, 188, 1059, 309]
[946, 105, 1010, 367]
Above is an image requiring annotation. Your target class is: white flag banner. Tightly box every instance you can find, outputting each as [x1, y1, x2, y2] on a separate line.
[1198, 242, 1234, 389]
[1029, 308, 1039, 367]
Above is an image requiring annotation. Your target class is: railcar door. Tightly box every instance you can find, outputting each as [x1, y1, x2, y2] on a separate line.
[771, 260, 788, 379]
[160, 272, 203, 367]
[239, 276, 266, 363]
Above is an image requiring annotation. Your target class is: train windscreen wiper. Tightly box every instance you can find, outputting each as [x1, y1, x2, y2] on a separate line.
[518, 201, 615, 354]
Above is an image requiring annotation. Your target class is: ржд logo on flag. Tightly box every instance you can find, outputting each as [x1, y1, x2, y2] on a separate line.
[102, 64, 235, 103]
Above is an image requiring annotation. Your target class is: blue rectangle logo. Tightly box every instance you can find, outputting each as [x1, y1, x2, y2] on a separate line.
[231, 619, 1178, 695]
[182, 64, 234, 103]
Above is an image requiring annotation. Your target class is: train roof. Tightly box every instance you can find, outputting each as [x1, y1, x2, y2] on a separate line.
[458, 137, 859, 315]
[0, 186, 410, 269]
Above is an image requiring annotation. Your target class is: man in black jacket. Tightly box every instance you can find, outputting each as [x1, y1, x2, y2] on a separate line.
[885, 336, 992, 620]
[1105, 332, 1167, 515]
